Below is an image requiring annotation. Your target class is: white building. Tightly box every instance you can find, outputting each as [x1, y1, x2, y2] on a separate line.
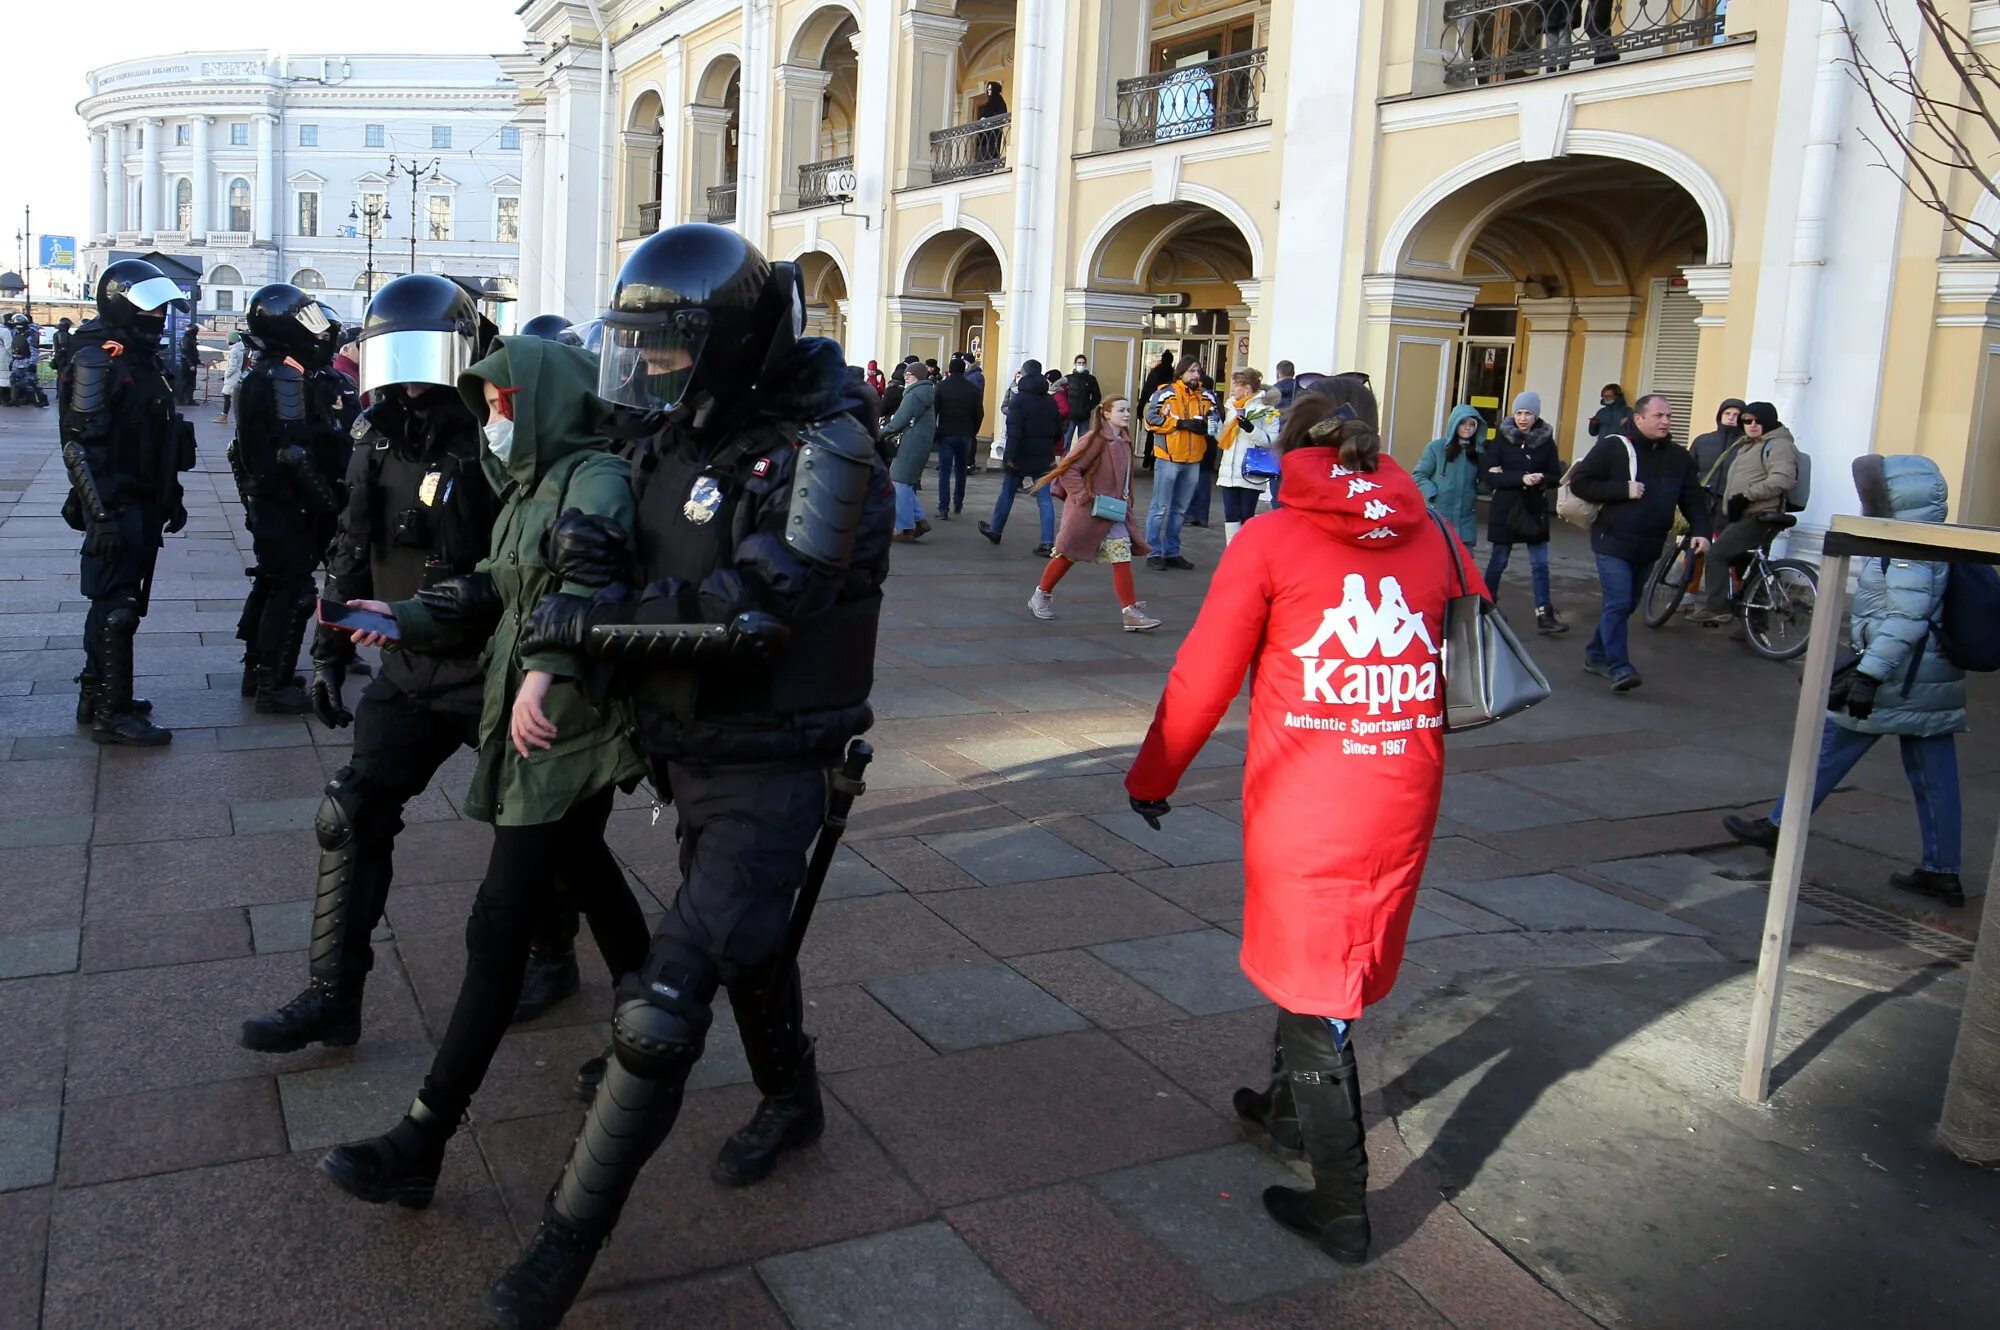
[78, 51, 525, 327]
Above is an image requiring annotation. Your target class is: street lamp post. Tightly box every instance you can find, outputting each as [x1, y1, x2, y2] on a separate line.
[15, 204, 31, 325]
[385, 154, 443, 273]
[349, 198, 391, 306]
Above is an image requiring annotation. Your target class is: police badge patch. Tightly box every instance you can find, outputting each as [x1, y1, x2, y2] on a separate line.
[418, 469, 444, 507]
[683, 474, 724, 524]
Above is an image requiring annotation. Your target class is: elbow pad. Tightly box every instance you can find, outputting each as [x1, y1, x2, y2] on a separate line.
[783, 417, 877, 570]
[268, 363, 308, 423]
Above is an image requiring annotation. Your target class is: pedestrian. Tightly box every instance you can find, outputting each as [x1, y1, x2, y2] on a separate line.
[1688, 397, 1748, 537]
[1724, 454, 1967, 906]
[1063, 351, 1102, 448]
[981, 357, 1062, 553]
[1564, 392, 1709, 691]
[864, 358, 886, 396]
[1027, 396, 1159, 631]
[1128, 383, 1481, 1269]
[58, 260, 193, 747]
[1139, 349, 1178, 473]
[885, 360, 937, 541]
[1481, 391, 1567, 635]
[177, 322, 201, 404]
[1270, 359, 1299, 410]
[1185, 405, 1220, 529]
[50, 316, 74, 375]
[216, 330, 247, 422]
[1142, 356, 1219, 570]
[879, 360, 906, 422]
[1215, 368, 1280, 543]
[974, 80, 1007, 162]
[1688, 400, 1800, 628]
[1047, 366, 1068, 426]
[1414, 403, 1484, 548]
[316, 332, 652, 1218]
[933, 356, 983, 520]
[471, 228, 894, 1326]
[965, 355, 985, 391]
[1588, 382, 1633, 440]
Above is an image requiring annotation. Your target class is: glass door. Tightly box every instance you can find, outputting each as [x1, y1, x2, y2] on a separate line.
[1459, 339, 1513, 439]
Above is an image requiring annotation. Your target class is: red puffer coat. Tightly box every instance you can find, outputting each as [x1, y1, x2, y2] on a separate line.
[1127, 447, 1484, 1018]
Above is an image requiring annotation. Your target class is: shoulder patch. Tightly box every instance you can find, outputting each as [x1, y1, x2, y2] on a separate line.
[351, 416, 373, 441]
[752, 457, 772, 477]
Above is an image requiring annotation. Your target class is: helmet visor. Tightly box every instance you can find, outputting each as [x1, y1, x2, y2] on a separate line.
[125, 275, 189, 314]
[358, 328, 476, 394]
[597, 313, 709, 412]
[295, 303, 332, 339]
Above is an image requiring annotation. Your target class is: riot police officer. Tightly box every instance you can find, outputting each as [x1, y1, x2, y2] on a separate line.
[518, 312, 576, 344]
[59, 259, 193, 747]
[239, 274, 584, 1054]
[480, 224, 894, 1327]
[231, 284, 347, 713]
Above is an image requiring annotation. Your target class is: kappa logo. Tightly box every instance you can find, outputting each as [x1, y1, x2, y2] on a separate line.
[1290, 575, 1439, 714]
[1362, 498, 1395, 521]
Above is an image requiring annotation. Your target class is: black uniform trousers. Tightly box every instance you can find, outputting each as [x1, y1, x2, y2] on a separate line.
[331, 673, 580, 982]
[80, 504, 162, 679]
[246, 496, 320, 661]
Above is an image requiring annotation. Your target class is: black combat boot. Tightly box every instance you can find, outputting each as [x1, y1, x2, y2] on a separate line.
[1892, 869, 1966, 908]
[320, 1098, 455, 1208]
[253, 589, 315, 713]
[239, 978, 363, 1051]
[511, 945, 581, 1024]
[1232, 1019, 1303, 1160]
[239, 648, 263, 698]
[713, 973, 825, 1186]
[74, 668, 150, 724]
[255, 664, 313, 714]
[1261, 1012, 1371, 1266]
[91, 606, 171, 747]
[486, 1213, 605, 1330]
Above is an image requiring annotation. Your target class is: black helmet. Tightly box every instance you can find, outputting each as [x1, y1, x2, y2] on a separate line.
[598, 223, 802, 412]
[519, 313, 573, 341]
[97, 258, 188, 329]
[245, 283, 332, 358]
[355, 272, 491, 394]
[58, 317, 73, 329]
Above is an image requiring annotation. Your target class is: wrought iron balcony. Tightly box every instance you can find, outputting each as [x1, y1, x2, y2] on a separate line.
[637, 200, 662, 234]
[930, 114, 1010, 184]
[1441, 0, 1727, 86]
[1115, 49, 1267, 148]
[705, 182, 737, 223]
[797, 155, 854, 209]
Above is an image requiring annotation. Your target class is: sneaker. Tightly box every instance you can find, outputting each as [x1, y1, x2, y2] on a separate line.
[936, 508, 951, 521]
[1146, 555, 1167, 571]
[978, 521, 1002, 546]
[1166, 555, 1196, 571]
[1583, 659, 1612, 679]
[1723, 814, 1781, 851]
[1122, 602, 1162, 632]
[1686, 607, 1733, 628]
[1028, 588, 1056, 620]
[1611, 670, 1643, 693]
[1535, 606, 1569, 635]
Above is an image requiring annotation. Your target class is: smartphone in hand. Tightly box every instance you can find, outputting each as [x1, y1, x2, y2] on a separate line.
[317, 598, 401, 641]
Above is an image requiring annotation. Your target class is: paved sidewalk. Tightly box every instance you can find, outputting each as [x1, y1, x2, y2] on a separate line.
[1, 406, 1994, 1329]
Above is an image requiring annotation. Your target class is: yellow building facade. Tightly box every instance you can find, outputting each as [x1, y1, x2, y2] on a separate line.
[506, 0, 2000, 540]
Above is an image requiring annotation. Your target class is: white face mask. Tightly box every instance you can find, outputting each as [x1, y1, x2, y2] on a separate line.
[1074, 363, 1086, 372]
[483, 416, 515, 464]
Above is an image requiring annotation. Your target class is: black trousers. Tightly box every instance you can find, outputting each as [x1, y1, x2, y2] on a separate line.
[80, 504, 162, 679]
[419, 786, 648, 1122]
[245, 498, 319, 660]
[1703, 517, 1769, 610]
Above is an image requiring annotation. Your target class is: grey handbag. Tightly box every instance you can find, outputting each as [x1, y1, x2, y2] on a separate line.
[1428, 511, 1553, 731]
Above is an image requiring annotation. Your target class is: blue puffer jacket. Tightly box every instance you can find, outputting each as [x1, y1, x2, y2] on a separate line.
[1838, 454, 1966, 739]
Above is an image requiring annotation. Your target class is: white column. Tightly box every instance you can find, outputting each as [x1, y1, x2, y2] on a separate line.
[106, 122, 128, 234]
[898, 8, 968, 190]
[657, 37, 686, 229]
[190, 115, 213, 236]
[772, 64, 833, 211]
[735, 0, 777, 245]
[1517, 297, 1576, 435]
[87, 130, 107, 241]
[1269, 0, 1363, 374]
[1571, 297, 1643, 456]
[253, 112, 276, 242]
[687, 105, 735, 221]
[547, 63, 606, 322]
[846, 12, 893, 362]
[1004, 0, 1064, 374]
[140, 118, 163, 236]
[516, 108, 547, 314]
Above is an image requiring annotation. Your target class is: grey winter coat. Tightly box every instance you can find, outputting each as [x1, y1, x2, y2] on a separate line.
[885, 378, 938, 486]
[1838, 454, 1967, 739]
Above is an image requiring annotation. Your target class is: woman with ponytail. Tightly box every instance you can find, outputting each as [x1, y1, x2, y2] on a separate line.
[1026, 396, 1160, 631]
[1125, 378, 1483, 1268]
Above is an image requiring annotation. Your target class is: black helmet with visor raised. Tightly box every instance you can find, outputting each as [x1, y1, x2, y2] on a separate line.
[96, 258, 189, 330]
[598, 223, 783, 413]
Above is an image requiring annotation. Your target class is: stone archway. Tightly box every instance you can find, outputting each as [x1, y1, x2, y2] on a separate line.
[796, 249, 849, 348]
[691, 55, 742, 222]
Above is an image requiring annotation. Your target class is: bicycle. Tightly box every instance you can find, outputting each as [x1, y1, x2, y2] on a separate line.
[1641, 513, 1818, 660]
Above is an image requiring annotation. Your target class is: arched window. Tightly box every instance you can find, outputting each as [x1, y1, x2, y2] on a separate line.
[290, 268, 325, 289]
[228, 178, 251, 232]
[175, 178, 193, 231]
[207, 264, 243, 286]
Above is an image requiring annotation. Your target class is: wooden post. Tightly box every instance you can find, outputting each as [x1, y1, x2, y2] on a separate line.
[1739, 550, 1852, 1102]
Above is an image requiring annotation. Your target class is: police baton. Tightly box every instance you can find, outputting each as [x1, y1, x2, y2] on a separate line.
[780, 738, 872, 969]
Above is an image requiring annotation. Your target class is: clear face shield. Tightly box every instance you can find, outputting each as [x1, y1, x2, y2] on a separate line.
[357, 328, 477, 395]
[596, 309, 711, 412]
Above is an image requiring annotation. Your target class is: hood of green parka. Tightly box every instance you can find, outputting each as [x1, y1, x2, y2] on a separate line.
[459, 336, 614, 492]
[1439, 404, 1486, 448]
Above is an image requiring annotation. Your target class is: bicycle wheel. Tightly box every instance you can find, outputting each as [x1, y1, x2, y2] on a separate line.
[1643, 540, 1694, 627]
[1743, 558, 1820, 661]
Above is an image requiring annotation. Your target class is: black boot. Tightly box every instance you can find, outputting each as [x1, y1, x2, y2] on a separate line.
[90, 601, 170, 747]
[1536, 606, 1569, 635]
[253, 587, 315, 713]
[1892, 869, 1966, 908]
[320, 1098, 455, 1208]
[255, 664, 313, 714]
[486, 1214, 605, 1330]
[1261, 1012, 1370, 1266]
[714, 971, 824, 1186]
[512, 946, 581, 1024]
[240, 978, 363, 1051]
[1232, 1019, 1303, 1160]
[239, 649, 263, 698]
[1723, 814, 1781, 851]
[74, 668, 151, 724]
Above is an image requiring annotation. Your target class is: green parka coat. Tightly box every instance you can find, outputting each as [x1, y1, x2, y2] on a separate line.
[388, 336, 646, 826]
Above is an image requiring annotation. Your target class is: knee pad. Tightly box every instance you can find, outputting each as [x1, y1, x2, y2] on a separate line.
[315, 768, 366, 851]
[102, 596, 140, 636]
[611, 937, 718, 1078]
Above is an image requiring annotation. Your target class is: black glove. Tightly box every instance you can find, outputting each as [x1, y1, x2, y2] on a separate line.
[1845, 674, 1880, 721]
[1130, 794, 1172, 830]
[309, 660, 352, 729]
[1726, 494, 1749, 522]
[412, 572, 501, 625]
[84, 518, 121, 561]
[544, 508, 635, 587]
[521, 591, 599, 657]
[165, 492, 188, 534]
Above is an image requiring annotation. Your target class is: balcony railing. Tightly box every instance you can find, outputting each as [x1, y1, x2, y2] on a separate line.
[637, 200, 662, 234]
[1441, 0, 1727, 86]
[205, 230, 252, 248]
[706, 182, 738, 223]
[1115, 49, 1268, 148]
[797, 155, 854, 209]
[930, 114, 1011, 184]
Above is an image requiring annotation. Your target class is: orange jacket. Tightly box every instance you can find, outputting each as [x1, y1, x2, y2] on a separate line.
[1145, 381, 1217, 464]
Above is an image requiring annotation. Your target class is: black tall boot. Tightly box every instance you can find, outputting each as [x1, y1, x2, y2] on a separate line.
[74, 667, 151, 725]
[1233, 1017, 1303, 1160]
[320, 1097, 455, 1208]
[90, 601, 170, 747]
[254, 588, 315, 714]
[714, 969, 824, 1187]
[512, 907, 583, 1024]
[1261, 1011, 1370, 1266]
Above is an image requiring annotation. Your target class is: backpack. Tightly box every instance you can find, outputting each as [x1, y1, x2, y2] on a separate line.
[1939, 562, 2000, 672]
[1768, 440, 1810, 513]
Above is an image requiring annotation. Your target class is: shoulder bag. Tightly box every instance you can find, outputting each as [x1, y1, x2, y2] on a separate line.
[1556, 434, 1637, 531]
[1090, 445, 1129, 522]
[1428, 511, 1553, 731]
